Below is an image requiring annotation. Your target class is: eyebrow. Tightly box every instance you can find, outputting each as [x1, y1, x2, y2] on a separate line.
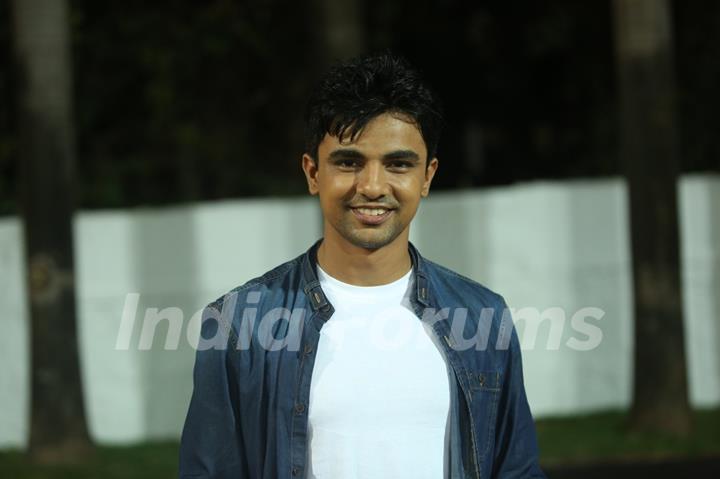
[383, 150, 420, 162]
[328, 148, 420, 162]
[328, 148, 366, 161]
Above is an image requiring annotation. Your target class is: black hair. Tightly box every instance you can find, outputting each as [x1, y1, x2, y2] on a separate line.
[304, 52, 444, 164]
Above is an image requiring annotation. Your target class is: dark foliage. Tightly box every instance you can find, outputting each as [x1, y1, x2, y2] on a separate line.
[0, 0, 15, 214]
[368, 0, 620, 188]
[675, 0, 720, 174]
[69, 0, 318, 209]
[0, 0, 717, 214]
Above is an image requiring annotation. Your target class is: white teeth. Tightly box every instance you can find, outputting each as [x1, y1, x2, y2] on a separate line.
[356, 208, 388, 216]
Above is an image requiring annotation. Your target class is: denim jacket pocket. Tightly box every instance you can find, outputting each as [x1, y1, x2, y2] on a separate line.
[466, 369, 502, 462]
[467, 370, 501, 393]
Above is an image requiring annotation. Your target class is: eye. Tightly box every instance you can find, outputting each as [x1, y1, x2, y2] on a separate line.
[388, 160, 413, 171]
[335, 158, 360, 169]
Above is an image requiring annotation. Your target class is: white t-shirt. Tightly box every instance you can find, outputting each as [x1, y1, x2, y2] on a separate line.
[307, 265, 451, 479]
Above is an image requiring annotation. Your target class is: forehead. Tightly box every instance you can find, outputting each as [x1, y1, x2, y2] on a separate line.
[318, 113, 427, 160]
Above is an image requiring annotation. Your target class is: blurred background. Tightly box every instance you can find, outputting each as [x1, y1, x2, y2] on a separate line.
[0, 0, 719, 477]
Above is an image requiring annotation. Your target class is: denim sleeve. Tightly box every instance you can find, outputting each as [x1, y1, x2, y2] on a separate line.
[491, 302, 546, 478]
[179, 304, 248, 478]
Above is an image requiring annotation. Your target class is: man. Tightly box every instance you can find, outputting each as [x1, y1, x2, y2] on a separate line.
[179, 53, 545, 479]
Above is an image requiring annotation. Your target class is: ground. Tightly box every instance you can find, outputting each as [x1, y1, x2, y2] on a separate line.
[1, 409, 719, 478]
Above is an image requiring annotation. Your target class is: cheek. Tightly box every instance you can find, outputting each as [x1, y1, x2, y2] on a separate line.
[318, 191, 345, 219]
[393, 176, 425, 199]
[321, 171, 351, 189]
[326, 177, 358, 204]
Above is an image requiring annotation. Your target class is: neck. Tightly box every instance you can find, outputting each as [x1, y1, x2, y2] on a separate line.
[316, 230, 412, 286]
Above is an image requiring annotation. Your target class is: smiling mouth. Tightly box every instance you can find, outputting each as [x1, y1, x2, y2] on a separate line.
[350, 207, 394, 225]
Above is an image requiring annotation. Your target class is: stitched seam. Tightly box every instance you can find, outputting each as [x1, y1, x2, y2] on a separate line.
[425, 259, 490, 291]
[226, 258, 299, 296]
[290, 312, 318, 478]
[483, 382, 501, 458]
[468, 392, 482, 479]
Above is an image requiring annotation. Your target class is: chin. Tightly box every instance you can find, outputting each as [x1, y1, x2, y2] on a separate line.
[345, 231, 400, 251]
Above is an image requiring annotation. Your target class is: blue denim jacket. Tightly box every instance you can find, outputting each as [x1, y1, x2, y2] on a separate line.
[179, 240, 545, 478]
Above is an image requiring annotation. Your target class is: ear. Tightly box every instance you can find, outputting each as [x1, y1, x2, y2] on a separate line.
[302, 153, 320, 195]
[421, 157, 439, 197]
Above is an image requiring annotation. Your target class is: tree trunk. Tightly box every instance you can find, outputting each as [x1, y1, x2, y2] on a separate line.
[612, 0, 691, 436]
[11, 0, 92, 459]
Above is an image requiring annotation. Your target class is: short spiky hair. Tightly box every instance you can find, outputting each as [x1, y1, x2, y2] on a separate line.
[304, 52, 444, 163]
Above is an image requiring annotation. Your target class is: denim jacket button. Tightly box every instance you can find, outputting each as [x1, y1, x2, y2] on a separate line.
[294, 403, 306, 414]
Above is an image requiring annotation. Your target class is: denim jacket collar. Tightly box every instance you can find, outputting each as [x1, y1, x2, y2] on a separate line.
[300, 239, 431, 315]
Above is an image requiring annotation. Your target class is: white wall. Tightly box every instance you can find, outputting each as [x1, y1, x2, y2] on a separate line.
[0, 176, 718, 448]
[0, 221, 29, 449]
[411, 180, 635, 416]
[679, 176, 720, 407]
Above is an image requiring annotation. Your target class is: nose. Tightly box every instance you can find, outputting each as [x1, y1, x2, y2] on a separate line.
[356, 161, 387, 199]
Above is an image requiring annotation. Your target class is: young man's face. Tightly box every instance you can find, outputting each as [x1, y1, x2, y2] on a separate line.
[302, 112, 438, 251]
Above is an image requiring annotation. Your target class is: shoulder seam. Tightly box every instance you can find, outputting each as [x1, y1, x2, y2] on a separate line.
[226, 257, 299, 295]
[204, 255, 303, 349]
[424, 259, 506, 308]
[425, 259, 486, 289]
